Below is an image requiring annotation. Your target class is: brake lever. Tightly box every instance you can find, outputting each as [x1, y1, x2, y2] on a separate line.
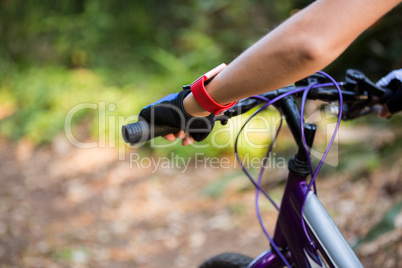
[345, 69, 386, 99]
[340, 69, 388, 120]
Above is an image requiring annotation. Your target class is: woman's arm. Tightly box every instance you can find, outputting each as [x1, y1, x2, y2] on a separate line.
[183, 0, 402, 117]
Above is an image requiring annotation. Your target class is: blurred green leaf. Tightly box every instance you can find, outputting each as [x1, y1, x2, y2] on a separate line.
[354, 201, 402, 248]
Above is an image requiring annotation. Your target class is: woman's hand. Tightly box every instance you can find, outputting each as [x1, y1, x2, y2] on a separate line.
[138, 87, 214, 146]
[377, 69, 402, 118]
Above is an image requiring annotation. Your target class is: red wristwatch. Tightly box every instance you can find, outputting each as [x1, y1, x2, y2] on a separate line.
[191, 63, 237, 115]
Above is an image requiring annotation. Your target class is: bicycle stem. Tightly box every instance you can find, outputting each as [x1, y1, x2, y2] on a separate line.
[276, 95, 317, 177]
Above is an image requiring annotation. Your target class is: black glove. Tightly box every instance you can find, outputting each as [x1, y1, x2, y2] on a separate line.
[139, 86, 215, 142]
[377, 69, 402, 114]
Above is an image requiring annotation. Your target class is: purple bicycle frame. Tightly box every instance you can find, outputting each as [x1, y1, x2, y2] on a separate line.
[248, 171, 323, 268]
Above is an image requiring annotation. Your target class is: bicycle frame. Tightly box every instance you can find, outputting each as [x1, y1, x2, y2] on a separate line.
[249, 173, 363, 268]
[247, 96, 363, 268]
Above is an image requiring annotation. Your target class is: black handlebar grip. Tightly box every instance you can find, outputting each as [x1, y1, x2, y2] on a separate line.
[122, 121, 180, 145]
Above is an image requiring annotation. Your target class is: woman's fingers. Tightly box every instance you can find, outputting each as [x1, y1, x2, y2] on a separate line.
[162, 133, 176, 142]
[162, 130, 195, 146]
[175, 131, 186, 139]
[379, 104, 391, 118]
[182, 135, 196, 146]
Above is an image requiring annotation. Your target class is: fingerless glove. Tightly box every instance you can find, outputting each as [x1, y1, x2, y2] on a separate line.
[139, 86, 215, 142]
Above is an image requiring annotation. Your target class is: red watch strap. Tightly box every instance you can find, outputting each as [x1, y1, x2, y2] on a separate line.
[191, 63, 237, 115]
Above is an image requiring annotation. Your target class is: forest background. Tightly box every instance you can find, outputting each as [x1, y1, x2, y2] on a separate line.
[1, 0, 401, 147]
[0, 1, 401, 267]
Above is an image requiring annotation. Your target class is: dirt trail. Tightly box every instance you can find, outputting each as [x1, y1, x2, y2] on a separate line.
[0, 128, 401, 267]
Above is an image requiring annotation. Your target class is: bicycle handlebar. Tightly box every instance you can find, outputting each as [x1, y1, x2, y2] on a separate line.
[122, 69, 391, 145]
[122, 120, 180, 144]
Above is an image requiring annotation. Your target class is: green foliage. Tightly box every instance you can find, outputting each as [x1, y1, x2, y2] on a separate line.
[201, 171, 248, 198]
[52, 247, 89, 263]
[354, 201, 402, 248]
[0, 0, 401, 152]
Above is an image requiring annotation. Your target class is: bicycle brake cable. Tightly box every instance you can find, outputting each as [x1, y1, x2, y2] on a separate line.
[234, 72, 343, 267]
[234, 96, 291, 267]
[299, 71, 343, 247]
